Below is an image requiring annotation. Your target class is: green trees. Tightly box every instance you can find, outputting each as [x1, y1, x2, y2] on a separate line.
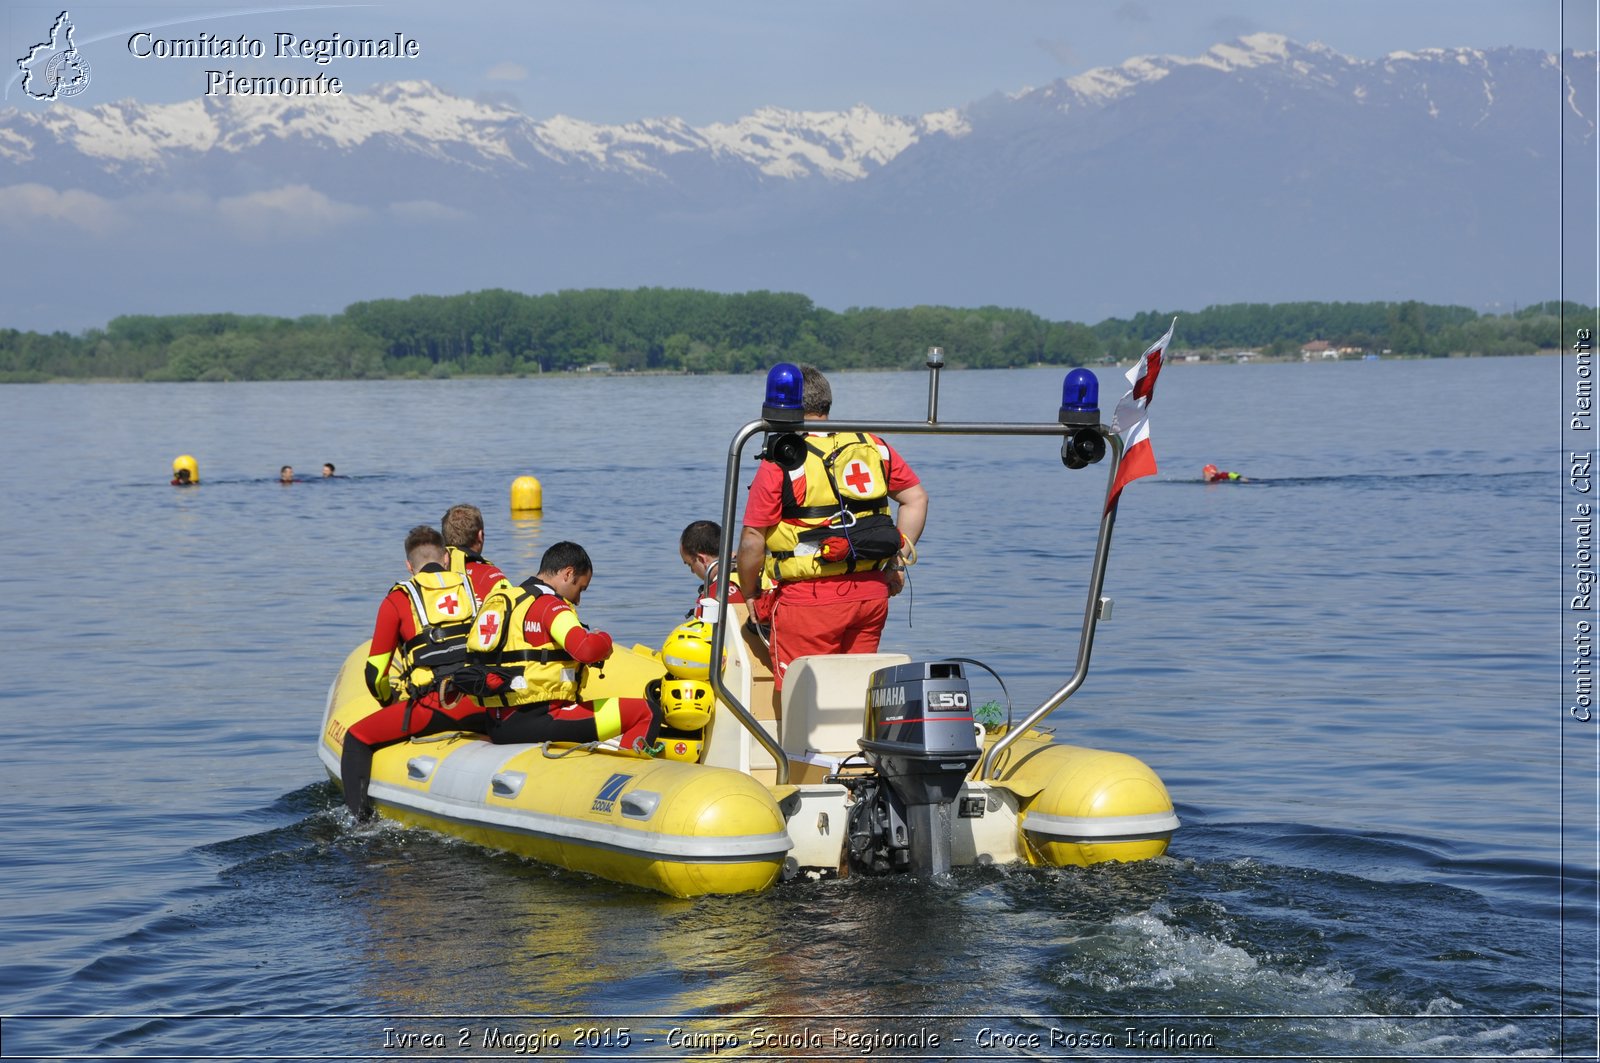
[0, 290, 1588, 382]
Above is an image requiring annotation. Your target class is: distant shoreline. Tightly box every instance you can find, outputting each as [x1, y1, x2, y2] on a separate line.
[0, 348, 1571, 386]
[1, 290, 1585, 384]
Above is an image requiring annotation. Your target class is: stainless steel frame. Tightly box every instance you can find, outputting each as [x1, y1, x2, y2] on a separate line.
[706, 358, 1127, 785]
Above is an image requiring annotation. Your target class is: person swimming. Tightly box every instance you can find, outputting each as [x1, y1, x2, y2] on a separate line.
[1203, 464, 1247, 483]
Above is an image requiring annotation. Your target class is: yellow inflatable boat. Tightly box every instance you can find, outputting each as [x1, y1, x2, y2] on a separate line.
[318, 355, 1179, 896]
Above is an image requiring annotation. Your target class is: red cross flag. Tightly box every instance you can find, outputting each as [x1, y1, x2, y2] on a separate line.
[1106, 317, 1176, 513]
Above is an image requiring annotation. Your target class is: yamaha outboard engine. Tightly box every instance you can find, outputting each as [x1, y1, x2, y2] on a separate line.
[848, 661, 982, 876]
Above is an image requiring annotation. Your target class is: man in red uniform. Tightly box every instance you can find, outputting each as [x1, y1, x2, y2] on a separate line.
[465, 541, 662, 752]
[341, 525, 489, 820]
[679, 519, 744, 620]
[737, 365, 928, 689]
[441, 503, 506, 600]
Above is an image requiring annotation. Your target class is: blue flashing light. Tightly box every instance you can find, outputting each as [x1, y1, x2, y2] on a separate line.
[1060, 368, 1099, 415]
[763, 362, 804, 422]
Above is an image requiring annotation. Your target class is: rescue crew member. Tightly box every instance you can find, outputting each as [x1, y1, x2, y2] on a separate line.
[736, 365, 928, 690]
[441, 503, 506, 601]
[340, 525, 489, 820]
[680, 519, 744, 620]
[1202, 464, 1248, 483]
[463, 541, 663, 753]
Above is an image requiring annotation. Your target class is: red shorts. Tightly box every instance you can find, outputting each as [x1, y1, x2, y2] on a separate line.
[769, 597, 889, 690]
[347, 690, 486, 746]
[487, 698, 655, 748]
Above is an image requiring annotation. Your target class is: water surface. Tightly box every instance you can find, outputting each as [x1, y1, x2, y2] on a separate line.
[0, 356, 1592, 1059]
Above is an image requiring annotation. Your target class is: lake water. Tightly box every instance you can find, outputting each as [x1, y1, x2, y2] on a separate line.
[1, 355, 1594, 1060]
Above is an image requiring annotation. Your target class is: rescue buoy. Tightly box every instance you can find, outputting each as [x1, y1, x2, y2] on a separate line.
[171, 454, 199, 484]
[510, 475, 542, 512]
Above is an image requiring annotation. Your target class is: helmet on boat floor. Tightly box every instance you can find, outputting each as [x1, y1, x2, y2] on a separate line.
[657, 725, 706, 763]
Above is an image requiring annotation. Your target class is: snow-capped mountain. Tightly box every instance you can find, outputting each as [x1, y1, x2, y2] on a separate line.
[0, 34, 1592, 331]
[0, 76, 968, 184]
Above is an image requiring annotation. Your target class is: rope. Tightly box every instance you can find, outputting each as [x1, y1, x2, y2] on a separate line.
[541, 741, 601, 759]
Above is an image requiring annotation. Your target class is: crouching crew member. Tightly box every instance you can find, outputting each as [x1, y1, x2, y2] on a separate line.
[679, 519, 745, 620]
[341, 525, 489, 820]
[461, 541, 663, 754]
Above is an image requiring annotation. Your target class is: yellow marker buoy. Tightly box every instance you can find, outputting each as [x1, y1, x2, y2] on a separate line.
[510, 475, 542, 512]
[171, 454, 199, 485]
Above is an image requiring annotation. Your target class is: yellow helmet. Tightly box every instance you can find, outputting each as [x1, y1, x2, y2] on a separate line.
[660, 678, 714, 730]
[659, 729, 705, 763]
[661, 619, 718, 680]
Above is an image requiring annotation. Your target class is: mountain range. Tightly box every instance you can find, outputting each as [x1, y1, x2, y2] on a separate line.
[1, 33, 1593, 332]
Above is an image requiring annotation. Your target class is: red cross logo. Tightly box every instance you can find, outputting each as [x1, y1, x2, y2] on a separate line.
[843, 461, 873, 495]
[478, 612, 500, 641]
[436, 593, 460, 617]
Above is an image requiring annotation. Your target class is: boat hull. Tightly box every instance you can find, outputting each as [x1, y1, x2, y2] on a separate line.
[320, 645, 789, 898]
[989, 737, 1179, 866]
[320, 644, 1178, 895]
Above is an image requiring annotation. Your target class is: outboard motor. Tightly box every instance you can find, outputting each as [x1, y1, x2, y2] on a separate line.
[848, 661, 982, 876]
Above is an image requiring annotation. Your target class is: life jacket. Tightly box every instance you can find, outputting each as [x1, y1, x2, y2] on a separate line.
[464, 578, 581, 708]
[690, 558, 749, 620]
[392, 567, 480, 699]
[764, 432, 897, 583]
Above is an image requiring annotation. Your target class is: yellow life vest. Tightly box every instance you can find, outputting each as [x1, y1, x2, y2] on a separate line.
[464, 579, 581, 708]
[392, 567, 480, 699]
[764, 432, 895, 583]
[444, 544, 500, 576]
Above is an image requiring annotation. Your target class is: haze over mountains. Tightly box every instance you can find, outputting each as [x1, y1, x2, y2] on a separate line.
[1, 33, 1592, 332]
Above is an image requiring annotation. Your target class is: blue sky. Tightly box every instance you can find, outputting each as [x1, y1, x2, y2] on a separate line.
[5, 0, 1592, 120]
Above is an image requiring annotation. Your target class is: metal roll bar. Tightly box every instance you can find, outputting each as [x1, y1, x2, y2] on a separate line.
[706, 358, 1127, 786]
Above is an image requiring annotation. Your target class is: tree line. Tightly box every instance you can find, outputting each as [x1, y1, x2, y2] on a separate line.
[0, 290, 1588, 383]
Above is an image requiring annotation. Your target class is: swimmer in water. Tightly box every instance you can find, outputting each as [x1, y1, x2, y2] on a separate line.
[1202, 464, 1247, 483]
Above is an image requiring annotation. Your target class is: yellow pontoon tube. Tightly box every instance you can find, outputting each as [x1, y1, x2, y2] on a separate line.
[319, 644, 790, 898]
